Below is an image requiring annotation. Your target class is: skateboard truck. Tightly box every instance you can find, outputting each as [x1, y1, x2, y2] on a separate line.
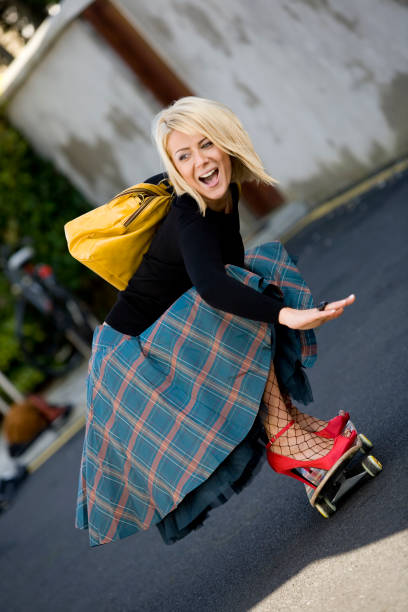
[303, 427, 383, 518]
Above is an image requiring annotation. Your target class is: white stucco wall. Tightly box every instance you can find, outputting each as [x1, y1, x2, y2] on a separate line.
[120, 0, 408, 201]
[5, 16, 162, 204]
[3, 0, 408, 207]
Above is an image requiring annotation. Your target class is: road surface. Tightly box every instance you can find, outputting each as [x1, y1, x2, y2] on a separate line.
[1, 170, 407, 612]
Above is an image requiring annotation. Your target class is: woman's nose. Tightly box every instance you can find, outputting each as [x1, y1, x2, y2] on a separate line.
[194, 149, 208, 166]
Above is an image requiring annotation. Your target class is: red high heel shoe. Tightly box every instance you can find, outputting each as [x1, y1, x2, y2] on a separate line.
[266, 420, 357, 488]
[316, 412, 350, 439]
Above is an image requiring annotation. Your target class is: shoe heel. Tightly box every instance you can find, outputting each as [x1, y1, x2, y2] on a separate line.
[266, 457, 318, 489]
[290, 468, 318, 489]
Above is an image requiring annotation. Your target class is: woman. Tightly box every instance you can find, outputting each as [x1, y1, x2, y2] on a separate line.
[75, 97, 356, 547]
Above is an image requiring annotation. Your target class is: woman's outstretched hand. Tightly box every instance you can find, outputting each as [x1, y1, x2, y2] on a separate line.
[278, 294, 356, 330]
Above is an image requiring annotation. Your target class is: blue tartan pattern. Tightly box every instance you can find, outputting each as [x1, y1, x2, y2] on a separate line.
[245, 241, 316, 367]
[75, 242, 316, 546]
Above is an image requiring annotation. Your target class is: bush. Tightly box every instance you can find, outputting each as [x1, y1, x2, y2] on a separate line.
[0, 114, 91, 288]
[0, 114, 114, 396]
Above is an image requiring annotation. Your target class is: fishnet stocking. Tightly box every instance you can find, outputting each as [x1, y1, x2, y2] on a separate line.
[283, 395, 347, 433]
[260, 362, 335, 461]
[283, 396, 328, 433]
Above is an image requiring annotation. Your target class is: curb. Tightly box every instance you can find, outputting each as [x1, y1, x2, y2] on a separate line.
[247, 156, 408, 247]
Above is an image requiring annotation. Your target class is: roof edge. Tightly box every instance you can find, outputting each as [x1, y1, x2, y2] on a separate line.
[0, 0, 94, 102]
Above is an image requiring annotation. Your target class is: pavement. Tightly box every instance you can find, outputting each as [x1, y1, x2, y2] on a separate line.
[0, 161, 407, 611]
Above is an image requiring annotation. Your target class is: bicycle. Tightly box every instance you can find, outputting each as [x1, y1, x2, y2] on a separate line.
[1, 242, 99, 376]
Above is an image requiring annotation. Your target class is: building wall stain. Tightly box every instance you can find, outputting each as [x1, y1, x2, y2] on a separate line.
[230, 15, 251, 44]
[106, 106, 149, 142]
[283, 4, 302, 21]
[293, 0, 358, 33]
[234, 79, 261, 108]
[147, 16, 174, 42]
[380, 71, 408, 153]
[59, 135, 128, 199]
[346, 59, 376, 89]
[284, 142, 391, 205]
[175, 2, 231, 56]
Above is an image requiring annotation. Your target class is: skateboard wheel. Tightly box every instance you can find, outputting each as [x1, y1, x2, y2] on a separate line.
[315, 499, 336, 518]
[323, 497, 337, 512]
[358, 433, 373, 454]
[361, 455, 382, 477]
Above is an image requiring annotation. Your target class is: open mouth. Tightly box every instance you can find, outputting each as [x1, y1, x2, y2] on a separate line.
[199, 168, 219, 186]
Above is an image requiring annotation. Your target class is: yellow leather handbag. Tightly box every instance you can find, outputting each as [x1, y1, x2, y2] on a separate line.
[64, 179, 174, 290]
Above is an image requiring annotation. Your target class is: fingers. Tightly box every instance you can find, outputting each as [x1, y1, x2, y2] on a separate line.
[325, 294, 355, 311]
[280, 296, 355, 330]
[314, 307, 345, 327]
[324, 308, 344, 320]
[315, 308, 344, 324]
[295, 307, 344, 329]
[313, 307, 344, 319]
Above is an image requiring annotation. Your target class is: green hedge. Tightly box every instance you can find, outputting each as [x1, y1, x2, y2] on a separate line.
[0, 114, 114, 395]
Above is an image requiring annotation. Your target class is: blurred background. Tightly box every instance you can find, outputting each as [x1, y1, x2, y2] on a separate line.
[0, 2, 407, 608]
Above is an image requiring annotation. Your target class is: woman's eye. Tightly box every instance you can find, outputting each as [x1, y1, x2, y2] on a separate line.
[179, 153, 189, 161]
[202, 141, 212, 148]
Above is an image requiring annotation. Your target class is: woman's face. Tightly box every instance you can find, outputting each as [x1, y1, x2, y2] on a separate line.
[167, 130, 232, 207]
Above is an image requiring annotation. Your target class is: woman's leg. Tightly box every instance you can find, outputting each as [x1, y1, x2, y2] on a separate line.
[259, 361, 337, 461]
[283, 395, 327, 432]
[282, 394, 347, 434]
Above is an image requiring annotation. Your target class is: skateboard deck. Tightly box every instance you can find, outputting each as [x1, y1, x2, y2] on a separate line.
[301, 421, 382, 518]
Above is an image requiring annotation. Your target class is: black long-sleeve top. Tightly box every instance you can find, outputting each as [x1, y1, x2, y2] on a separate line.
[106, 174, 284, 336]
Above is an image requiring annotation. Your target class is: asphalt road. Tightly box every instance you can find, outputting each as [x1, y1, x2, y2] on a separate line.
[1, 170, 407, 612]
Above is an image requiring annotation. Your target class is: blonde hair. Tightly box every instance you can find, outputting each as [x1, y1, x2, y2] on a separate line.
[152, 96, 277, 215]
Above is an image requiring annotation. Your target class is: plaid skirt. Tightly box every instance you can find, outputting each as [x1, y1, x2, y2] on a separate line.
[75, 242, 317, 546]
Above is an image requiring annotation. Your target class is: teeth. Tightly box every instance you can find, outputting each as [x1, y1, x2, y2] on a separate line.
[200, 169, 216, 179]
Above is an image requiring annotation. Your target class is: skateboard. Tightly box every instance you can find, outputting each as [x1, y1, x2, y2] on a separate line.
[300, 421, 382, 518]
